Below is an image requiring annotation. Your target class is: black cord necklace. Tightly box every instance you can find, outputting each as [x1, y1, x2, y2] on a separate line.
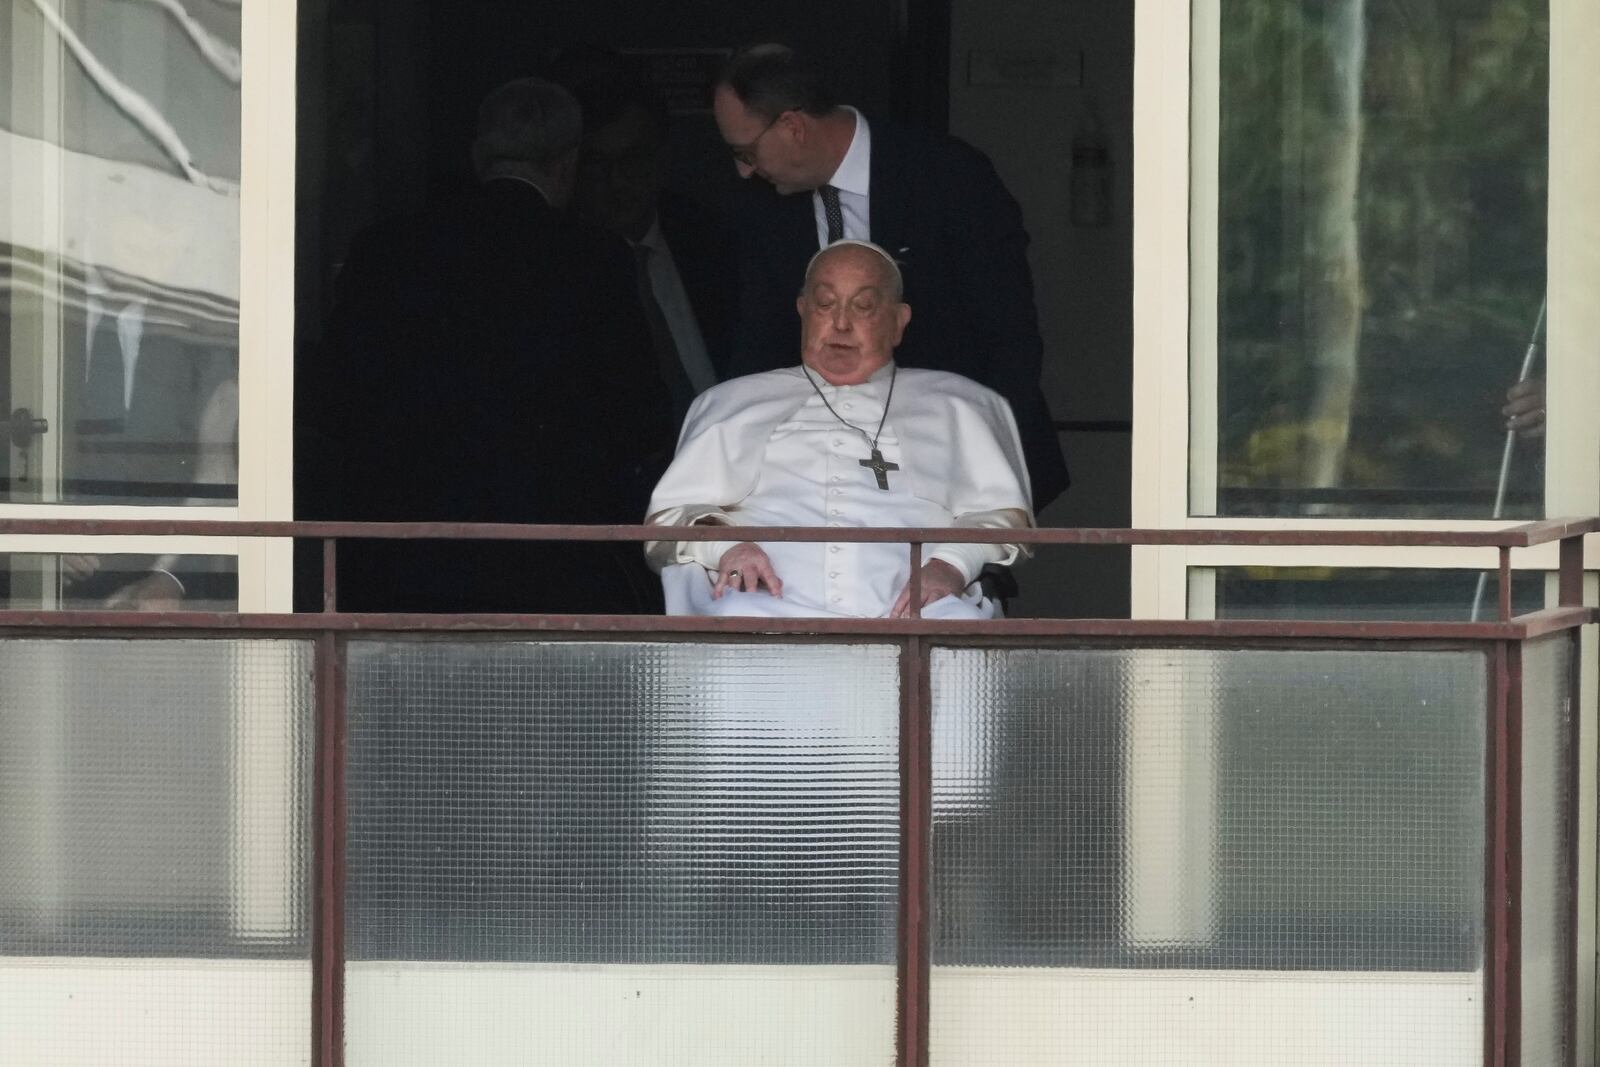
[800, 363, 900, 490]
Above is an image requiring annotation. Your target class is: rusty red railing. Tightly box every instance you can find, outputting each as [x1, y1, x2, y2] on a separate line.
[0, 515, 1593, 1067]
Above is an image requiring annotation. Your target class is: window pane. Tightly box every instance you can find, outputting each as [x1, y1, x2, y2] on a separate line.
[1204, 566, 1544, 621]
[1, 0, 240, 505]
[1199, 0, 1548, 518]
[0, 552, 237, 611]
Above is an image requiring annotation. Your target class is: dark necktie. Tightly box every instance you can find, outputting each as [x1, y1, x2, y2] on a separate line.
[632, 243, 694, 420]
[820, 184, 845, 245]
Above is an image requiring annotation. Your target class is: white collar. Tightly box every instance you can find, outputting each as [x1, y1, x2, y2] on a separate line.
[636, 216, 668, 255]
[803, 358, 896, 393]
[824, 106, 871, 198]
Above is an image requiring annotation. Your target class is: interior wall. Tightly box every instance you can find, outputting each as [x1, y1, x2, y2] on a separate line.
[949, 0, 1134, 617]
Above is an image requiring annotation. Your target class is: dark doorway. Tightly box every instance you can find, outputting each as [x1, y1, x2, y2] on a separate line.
[292, 0, 1134, 618]
[296, 1, 947, 337]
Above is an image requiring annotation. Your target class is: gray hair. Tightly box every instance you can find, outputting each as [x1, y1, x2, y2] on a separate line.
[471, 78, 583, 180]
[802, 239, 905, 302]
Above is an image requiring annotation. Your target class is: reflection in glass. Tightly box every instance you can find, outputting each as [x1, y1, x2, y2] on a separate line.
[2, 0, 241, 505]
[1204, 566, 1544, 621]
[0, 552, 238, 611]
[1202, 0, 1548, 518]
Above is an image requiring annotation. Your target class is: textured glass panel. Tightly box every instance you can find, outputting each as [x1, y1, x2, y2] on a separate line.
[2, 0, 240, 505]
[930, 646, 1486, 1066]
[0, 638, 314, 1066]
[346, 639, 898, 1066]
[1206, 566, 1543, 622]
[0, 552, 238, 611]
[1520, 634, 1574, 1065]
[1197, 0, 1548, 519]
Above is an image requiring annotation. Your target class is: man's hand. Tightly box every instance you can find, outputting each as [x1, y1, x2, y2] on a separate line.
[104, 572, 184, 613]
[61, 554, 100, 584]
[1503, 378, 1545, 438]
[889, 559, 967, 619]
[712, 542, 784, 599]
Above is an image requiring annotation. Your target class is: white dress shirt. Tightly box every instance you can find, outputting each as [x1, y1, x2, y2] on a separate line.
[636, 219, 718, 394]
[83, 274, 146, 412]
[812, 107, 871, 248]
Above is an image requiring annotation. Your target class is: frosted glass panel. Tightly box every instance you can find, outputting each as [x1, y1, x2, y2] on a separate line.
[0, 638, 314, 1066]
[345, 639, 899, 1067]
[929, 645, 1486, 1066]
[1520, 634, 1575, 1065]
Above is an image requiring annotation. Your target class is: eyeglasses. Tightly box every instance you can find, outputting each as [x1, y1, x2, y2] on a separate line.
[727, 111, 788, 166]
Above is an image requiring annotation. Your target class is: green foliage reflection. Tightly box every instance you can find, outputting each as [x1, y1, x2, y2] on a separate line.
[1213, 0, 1548, 517]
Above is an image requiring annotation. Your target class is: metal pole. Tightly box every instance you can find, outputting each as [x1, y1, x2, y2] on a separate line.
[312, 631, 346, 1067]
[1472, 297, 1548, 622]
[896, 636, 931, 1067]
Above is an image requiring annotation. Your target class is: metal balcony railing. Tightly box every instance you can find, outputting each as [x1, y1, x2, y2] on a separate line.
[0, 517, 1593, 1067]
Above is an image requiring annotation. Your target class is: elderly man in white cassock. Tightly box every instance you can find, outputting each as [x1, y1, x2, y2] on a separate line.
[646, 238, 1033, 618]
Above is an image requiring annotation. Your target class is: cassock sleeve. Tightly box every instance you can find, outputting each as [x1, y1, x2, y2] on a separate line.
[925, 507, 1032, 584]
[642, 383, 761, 573]
[642, 504, 739, 574]
[920, 381, 1035, 581]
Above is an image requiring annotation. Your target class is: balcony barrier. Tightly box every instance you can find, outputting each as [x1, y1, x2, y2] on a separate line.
[0, 518, 1594, 1067]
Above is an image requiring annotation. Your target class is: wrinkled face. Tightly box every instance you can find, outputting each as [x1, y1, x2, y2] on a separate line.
[712, 85, 813, 194]
[797, 246, 911, 386]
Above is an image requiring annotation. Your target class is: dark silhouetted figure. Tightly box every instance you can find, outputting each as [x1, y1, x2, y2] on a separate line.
[550, 53, 737, 423]
[304, 77, 672, 613]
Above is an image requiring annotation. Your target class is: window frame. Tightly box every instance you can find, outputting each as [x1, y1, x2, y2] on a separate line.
[0, 0, 297, 611]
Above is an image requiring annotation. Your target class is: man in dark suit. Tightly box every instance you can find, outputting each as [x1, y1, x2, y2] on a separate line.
[304, 77, 673, 613]
[712, 44, 1068, 511]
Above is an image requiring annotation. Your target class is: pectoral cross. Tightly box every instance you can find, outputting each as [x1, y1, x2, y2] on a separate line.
[859, 447, 899, 490]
